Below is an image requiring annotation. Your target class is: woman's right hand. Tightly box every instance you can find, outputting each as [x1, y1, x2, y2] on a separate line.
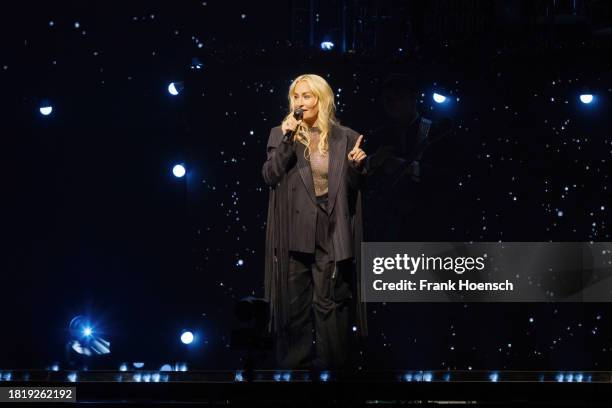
[281, 116, 303, 136]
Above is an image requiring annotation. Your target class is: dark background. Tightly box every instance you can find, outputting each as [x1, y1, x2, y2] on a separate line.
[1, 0, 611, 371]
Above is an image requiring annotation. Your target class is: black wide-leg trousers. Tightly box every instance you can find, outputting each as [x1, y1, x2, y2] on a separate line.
[277, 194, 353, 370]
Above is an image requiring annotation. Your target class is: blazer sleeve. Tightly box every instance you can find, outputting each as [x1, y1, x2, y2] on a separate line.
[346, 129, 367, 191]
[262, 127, 296, 186]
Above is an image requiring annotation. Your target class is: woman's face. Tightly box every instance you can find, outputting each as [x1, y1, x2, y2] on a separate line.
[292, 81, 319, 123]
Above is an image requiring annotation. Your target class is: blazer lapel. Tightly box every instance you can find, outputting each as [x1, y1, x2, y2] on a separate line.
[295, 141, 317, 206]
[327, 124, 347, 214]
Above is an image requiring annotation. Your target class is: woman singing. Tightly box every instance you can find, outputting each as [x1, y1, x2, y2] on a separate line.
[262, 74, 368, 371]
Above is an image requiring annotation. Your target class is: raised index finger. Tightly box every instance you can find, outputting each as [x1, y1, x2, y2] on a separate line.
[353, 134, 364, 150]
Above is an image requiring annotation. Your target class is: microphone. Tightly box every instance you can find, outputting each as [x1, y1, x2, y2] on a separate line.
[283, 108, 305, 143]
[293, 108, 304, 120]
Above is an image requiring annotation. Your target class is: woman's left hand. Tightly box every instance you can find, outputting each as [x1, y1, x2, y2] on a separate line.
[348, 135, 367, 168]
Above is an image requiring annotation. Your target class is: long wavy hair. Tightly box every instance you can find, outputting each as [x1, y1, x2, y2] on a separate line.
[284, 74, 338, 160]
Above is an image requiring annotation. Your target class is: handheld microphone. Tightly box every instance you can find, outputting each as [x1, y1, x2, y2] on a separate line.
[283, 108, 305, 143]
[293, 108, 304, 120]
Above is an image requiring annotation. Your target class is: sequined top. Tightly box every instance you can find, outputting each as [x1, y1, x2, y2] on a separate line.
[308, 128, 329, 197]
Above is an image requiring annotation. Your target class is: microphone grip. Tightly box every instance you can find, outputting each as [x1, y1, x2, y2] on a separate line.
[283, 109, 303, 143]
[282, 129, 295, 144]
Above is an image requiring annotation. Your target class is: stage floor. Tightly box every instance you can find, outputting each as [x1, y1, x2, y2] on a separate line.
[1, 369, 610, 406]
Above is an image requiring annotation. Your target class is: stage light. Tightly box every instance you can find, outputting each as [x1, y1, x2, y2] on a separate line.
[320, 41, 334, 51]
[133, 362, 145, 369]
[579, 94, 593, 104]
[234, 371, 244, 382]
[67, 372, 78, 382]
[191, 57, 203, 70]
[39, 105, 53, 116]
[119, 363, 128, 372]
[319, 371, 330, 382]
[489, 372, 499, 382]
[68, 315, 110, 356]
[433, 93, 447, 103]
[172, 164, 186, 178]
[180, 331, 194, 344]
[168, 81, 184, 96]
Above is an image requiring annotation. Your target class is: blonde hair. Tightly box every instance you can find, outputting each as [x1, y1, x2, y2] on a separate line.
[284, 74, 338, 160]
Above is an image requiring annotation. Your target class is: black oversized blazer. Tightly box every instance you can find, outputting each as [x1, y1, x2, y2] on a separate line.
[262, 123, 368, 337]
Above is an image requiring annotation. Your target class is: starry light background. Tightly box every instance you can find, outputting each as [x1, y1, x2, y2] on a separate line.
[2, 0, 611, 371]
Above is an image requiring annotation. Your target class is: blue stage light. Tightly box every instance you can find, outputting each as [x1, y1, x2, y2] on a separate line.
[180, 331, 194, 344]
[39, 106, 53, 116]
[579, 94, 593, 104]
[191, 57, 204, 70]
[433, 93, 447, 103]
[68, 316, 110, 356]
[168, 82, 184, 96]
[320, 41, 334, 51]
[489, 372, 499, 382]
[319, 371, 330, 382]
[172, 164, 186, 178]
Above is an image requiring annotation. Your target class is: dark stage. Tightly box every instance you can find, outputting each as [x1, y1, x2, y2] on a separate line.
[2, 0, 612, 405]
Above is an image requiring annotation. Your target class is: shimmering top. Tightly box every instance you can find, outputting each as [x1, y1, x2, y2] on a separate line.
[308, 128, 329, 197]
